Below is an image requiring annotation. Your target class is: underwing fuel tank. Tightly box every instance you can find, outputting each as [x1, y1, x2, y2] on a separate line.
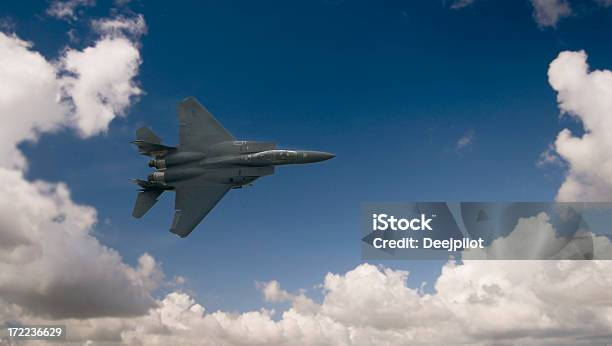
[244, 150, 335, 166]
[149, 152, 206, 169]
[148, 167, 205, 184]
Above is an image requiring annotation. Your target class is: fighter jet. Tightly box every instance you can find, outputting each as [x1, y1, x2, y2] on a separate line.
[131, 97, 334, 238]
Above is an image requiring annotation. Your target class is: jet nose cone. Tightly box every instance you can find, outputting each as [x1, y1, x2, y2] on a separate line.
[320, 152, 335, 161]
[304, 151, 335, 163]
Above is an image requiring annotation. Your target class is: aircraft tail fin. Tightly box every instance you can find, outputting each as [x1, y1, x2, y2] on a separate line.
[131, 127, 176, 157]
[132, 189, 164, 218]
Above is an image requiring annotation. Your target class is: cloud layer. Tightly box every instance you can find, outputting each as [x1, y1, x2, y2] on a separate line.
[120, 261, 612, 345]
[0, 15, 156, 320]
[7, 260, 612, 345]
[545, 50, 612, 201]
[0, 15, 144, 168]
[0, 34, 67, 170]
[0, 168, 161, 318]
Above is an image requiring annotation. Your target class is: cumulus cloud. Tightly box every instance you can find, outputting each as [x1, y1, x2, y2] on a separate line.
[257, 280, 293, 303]
[135, 261, 612, 345]
[9, 261, 612, 345]
[60, 37, 142, 136]
[0, 173, 160, 320]
[0, 15, 153, 320]
[0, 34, 67, 170]
[257, 280, 319, 315]
[47, 0, 95, 21]
[543, 50, 612, 201]
[56, 15, 145, 137]
[0, 18, 143, 167]
[530, 0, 572, 28]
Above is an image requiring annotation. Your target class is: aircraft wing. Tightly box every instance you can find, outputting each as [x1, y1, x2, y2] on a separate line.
[177, 97, 235, 151]
[170, 183, 231, 237]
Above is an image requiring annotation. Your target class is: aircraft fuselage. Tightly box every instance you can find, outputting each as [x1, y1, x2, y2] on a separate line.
[147, 143, 334, 188]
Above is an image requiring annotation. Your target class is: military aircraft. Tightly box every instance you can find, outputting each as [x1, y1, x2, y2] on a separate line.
[131, 97, 335, 237]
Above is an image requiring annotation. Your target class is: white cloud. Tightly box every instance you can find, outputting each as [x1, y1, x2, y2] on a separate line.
[47, 0, 95, 21]
[0, 166, 162, 319]
[0, 34, 67, 170]
[60, 36, 142, 137]
[258, 280, 293, 303]
[91, 14, 148, 40]
[530, 0, 572, 28]
[257, 280, 319, 315]
[0, 16, 144, 164]
[0, 15, 153, 320]
[544, 50, 612, 201]
[455, 129, 474, 150]
[449, 0, 475, 10]
[9, 260, 612, 345]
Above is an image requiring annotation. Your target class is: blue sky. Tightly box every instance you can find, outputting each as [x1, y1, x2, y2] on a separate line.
[5, 0, 612, 313]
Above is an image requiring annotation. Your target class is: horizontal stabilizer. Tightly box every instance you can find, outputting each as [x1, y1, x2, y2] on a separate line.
[132, 127, 176, 158]
[136, 127, 161, 144]
[132, 190, 164, 218]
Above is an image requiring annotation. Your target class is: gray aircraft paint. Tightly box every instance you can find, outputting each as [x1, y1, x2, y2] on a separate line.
[131, 97, 334, 238]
